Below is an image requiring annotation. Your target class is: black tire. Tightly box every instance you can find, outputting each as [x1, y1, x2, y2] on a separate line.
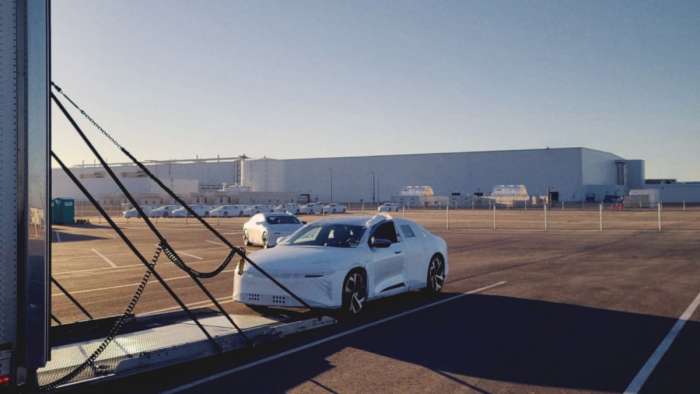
[262, 232, 268, 248]
[243, 231, 251, 246]
[341, 270, 367, 317]
[425, 254, 445, 295]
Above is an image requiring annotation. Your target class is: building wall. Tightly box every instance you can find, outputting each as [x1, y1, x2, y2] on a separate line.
[53, 147, 651, 204]
[646, 183, 700, 203]
[249, 148, 588, 202]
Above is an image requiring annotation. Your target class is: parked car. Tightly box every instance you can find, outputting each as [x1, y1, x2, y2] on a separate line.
[209, 205, 246, 217]
[242, 212, 304, 248]
[234, 215, 447, 316]
[122, 205, 154, 218]
[378, 202, 401, 212]
[171, 204, 210, 217]
[322, 203, 347, 214]
[299, 203, 323, 215]
[242, 204, 273, 216]
[147, 205, 180, 218]
[274, 203, 301, 214]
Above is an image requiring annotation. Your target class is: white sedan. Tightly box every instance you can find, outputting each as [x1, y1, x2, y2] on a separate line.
[172, 204, 210, 217]
[378, 202, 401, 212]
[299, 203, 323, 215]
[209, 205, 246, 217]
[242, 204, 273, 216]
[147, 205, 180, 218]
[322, 203, 347, 214]
[234, 215, 448, 316]
[243, 212, 305, 248]
[122, 205, 153, 218]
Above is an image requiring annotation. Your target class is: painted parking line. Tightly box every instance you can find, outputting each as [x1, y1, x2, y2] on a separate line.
[52, 256, 222, 277]
[51, 269, 235, 297]
[164, 280, 507, 394]
[623, 289, 700, 394]
[141, 297, 234, 316]
[91, 248, 118, 268]
[178, 251, 204, 260]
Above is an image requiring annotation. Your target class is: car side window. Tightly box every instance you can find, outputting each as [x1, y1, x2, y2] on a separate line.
[400, 224, 416, 238]
[370, 221, 398, 244]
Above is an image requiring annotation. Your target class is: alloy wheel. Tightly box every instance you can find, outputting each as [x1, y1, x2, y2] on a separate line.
[427, 256, 445, 294]
[343, 271, 367, 315]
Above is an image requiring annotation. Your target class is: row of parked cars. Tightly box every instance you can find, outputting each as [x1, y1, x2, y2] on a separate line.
[122, 202, 347, 218]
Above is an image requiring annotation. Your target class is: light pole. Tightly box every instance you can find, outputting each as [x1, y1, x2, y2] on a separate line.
[370, 171, 376, 204]
[329, 168, 333, 202]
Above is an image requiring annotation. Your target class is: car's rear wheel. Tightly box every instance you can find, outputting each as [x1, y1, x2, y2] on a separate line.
[342, 270, 367, 317]
[426, 255, 445, 295]
[262, 232, 269, 248]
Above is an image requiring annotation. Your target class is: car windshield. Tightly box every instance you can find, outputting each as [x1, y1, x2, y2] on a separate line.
[286, 223, 366, 248]
[266, 215, 300, 225]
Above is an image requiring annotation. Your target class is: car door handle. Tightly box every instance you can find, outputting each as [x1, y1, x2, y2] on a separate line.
[394, 250, 402, 254]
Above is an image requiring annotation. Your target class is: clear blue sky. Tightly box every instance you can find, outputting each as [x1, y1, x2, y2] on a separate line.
[52, 0, 699, 180]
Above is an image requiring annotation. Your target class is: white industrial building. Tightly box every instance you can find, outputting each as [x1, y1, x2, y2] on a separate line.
[51, 147, 700, 205]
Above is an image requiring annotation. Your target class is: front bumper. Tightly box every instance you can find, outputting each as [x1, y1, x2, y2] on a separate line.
[233, 267, 341, 309]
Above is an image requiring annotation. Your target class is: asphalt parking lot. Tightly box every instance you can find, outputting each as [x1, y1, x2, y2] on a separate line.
[54, 208, 700, 393]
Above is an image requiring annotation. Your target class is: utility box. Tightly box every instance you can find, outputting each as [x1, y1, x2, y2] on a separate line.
[51, 198, 75, 225]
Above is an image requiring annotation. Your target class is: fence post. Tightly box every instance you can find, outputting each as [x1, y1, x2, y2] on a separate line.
[599, 203, 603, 232]
[361, 201, 365, 213]
[492, 204, 496, 231]
[562, 201, 565, 211]
[446, 204, 450, 230]
[683, 200, 686, 211]
[525, 200, 528, 211]
[658, 202, 662, 232]
[544, 203, 548, 232]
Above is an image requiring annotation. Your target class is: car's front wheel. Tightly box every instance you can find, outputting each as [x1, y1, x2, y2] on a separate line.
[342, 270, 367, 316]
[426, 255, 445, 295]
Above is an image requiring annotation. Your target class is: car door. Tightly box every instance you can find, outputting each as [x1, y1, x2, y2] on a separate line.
[396, 221, 427, 289]
[368, 221, 406, 298]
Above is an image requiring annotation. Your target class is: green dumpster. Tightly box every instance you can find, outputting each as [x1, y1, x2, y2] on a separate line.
[51, 198, 75, 225]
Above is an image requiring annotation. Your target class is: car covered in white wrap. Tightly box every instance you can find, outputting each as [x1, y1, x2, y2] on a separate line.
[209, 205, 246, 217]
[147, 205, 179, 218]
[172, 204, 210, 217]
[243, 212, 304, 248]
[234, 215, 447, 315]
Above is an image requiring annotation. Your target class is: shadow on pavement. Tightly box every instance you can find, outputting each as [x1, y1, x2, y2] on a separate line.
[197, 293, 695, 393]
[67, 292, 697, 393]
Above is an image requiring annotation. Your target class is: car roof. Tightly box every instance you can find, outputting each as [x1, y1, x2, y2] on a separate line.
[310, 214, 393, 227]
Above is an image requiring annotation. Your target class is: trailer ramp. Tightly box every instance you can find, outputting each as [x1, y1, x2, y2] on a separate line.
[39, 312, 335, 389]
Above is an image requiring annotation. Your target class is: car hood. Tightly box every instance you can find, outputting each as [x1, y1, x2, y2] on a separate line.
[247, 245, 362, 274]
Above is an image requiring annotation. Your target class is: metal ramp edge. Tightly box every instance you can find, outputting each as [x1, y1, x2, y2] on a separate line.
[38, 313, 336, 389]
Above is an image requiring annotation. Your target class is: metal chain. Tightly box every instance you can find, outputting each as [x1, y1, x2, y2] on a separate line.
[40, 244, 164, 391]
[50, 82, 124, 150]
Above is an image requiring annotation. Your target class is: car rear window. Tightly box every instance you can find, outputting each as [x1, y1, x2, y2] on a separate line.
[267, 215, 300, 225]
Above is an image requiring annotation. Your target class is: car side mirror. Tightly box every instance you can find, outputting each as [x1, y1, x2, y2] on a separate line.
[370, 238, 392, 248]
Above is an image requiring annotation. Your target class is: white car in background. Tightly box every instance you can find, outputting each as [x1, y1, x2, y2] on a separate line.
[122, 205, 154, 218]
[299, 203, 323, 215]
[243, 212, 304, 248]
[172, 204, 210, 217]
[209, 205, 246, 217]
[322, 203, 347, 214]
[243, 204, 273, 216]
[234, 215, 448, 316]
[378, 202, 401, 212]
[274, 203, 301, 214]
[148, 205, 180, 218]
